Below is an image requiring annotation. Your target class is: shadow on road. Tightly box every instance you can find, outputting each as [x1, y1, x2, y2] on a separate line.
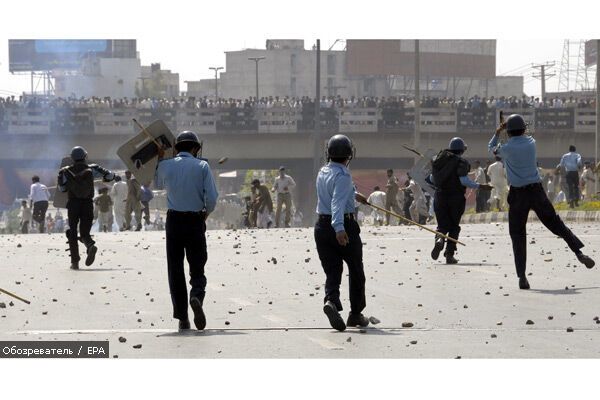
[529, 286, 600, 296]
[158, 330, 248, 338]
[78, 268, 134, 272]
[455, 263, 500, 267]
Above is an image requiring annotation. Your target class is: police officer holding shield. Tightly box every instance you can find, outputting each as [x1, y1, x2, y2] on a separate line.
[314, 134, 370, 332]
[490, 114, 595, 289]
[155, 131, 218, 331]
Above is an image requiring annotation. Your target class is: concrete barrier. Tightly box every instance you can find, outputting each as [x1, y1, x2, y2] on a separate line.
[460, 210, 600, 224]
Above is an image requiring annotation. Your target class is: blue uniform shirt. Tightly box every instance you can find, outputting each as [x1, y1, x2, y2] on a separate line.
[155, 152, 218, 212]
[559, 152, 582, 172]
[489, 134, 541, 188]
[316, 162, 356, 233]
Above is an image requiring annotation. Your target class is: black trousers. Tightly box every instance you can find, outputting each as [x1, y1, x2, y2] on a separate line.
[314, 216, 366, 314]
[32, 200, 48, 233]
[141, 201, 150, 224]
[565, 171, 580, 203]
[66, 198, 95, 263]
[434, 191, 466, 255]
[166, 210, 208, 320]
[475, 189, 486, 213]
[508, 183, 584, 277]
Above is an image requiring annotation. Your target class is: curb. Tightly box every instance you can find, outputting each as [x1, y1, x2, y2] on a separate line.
[460, 210, 600, 224]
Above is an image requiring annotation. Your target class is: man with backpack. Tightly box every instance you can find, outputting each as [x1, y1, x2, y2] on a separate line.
[430, 137, 492, 264]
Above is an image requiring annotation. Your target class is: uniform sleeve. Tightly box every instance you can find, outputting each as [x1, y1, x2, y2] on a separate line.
[488, 134, 501, 156]
[201, 163, 219, 214]
[91, 164, 115, 181]
[331, 173, 353, 233]
[154, 161, 166, 190]
[459, 175, 480, 189]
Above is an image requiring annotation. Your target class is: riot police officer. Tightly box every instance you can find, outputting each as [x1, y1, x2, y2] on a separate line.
[57, 146, 116, 270]
[155, 131, 218, 331]
[430, 137, 491, 264]
[490, 114, 595, 289]
[314, 134, 370, 332]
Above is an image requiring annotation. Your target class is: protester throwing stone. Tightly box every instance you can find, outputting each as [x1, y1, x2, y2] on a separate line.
[489, 114, 595, 289]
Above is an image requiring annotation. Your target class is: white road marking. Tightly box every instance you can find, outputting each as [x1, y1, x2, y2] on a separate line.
[229, 298, 254, 306]
[261, 314, 286, 323]
[307, 336, 344, 350]
[207, 283, 225, 292]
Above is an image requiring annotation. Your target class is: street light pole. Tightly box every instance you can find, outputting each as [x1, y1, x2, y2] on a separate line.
[248, 56, 265, 100]
[208, 66, 223, 100]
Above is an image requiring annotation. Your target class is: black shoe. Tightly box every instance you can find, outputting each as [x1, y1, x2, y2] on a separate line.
[346, 312, 370, 328]
[323, 301, 346, 332]
[70, 262, 79, 270]
[85, 245, 97, 266]
[577, 253, 595, 269]
[519, 276, 530, 290]
[445, 254, 458, 264]
[178, 319, 191, 331]
[431, 238, 444, 260]
[190, 297, 206, 330]
[135, 224, 142, 231]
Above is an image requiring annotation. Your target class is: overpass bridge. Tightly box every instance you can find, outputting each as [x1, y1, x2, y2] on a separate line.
[1, 105, 598, 216]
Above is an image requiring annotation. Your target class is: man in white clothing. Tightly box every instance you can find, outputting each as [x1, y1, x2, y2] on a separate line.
[272, 166, 296, 228]
[366, 186, 386, 226]
[487, 156, 508, 211]
[29, 175, 50, 233]
[110, 175, 128, 231]
[406, 178, 428, 223]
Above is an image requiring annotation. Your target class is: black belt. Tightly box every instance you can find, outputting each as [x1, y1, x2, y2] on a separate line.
[510, 182, 542, 190]
[318, 213, 355, 221]
[167, 209, 206, 216]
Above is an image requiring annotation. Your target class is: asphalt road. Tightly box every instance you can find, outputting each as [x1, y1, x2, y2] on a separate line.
[1, 222, 599, 358]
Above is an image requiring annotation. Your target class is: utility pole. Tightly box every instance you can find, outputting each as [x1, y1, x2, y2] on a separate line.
[414, 39, 421, 161]
[248, 57, 265, 100]
[208, 66, 223, 100]
[532, 61, 556, 100]
[313, 39, 322, 177]
[596, 39, 599, 186]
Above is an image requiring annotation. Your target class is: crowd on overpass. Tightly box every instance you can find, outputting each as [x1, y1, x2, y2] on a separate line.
[1, 93, 597, 112]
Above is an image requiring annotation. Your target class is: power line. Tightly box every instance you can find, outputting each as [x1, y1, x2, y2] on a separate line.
[532, 61, 556, 99]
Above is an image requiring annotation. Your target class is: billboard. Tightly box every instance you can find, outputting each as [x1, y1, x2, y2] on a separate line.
[346, 40, 496, 79]
[8, 39, 136, 72]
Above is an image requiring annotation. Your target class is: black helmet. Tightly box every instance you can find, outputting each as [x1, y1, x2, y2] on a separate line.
[448, 137, 466, 153]
[70, 146, 88, 161]
[326, 134, 355, 161]
[176, 131, 201, 146]
[506, 114, 527, 134]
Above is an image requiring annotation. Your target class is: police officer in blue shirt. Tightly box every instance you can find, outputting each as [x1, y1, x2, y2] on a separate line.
[315, 134, 370, 332]
[155, 131, 218, 330]
[490, 114, 594, 289]
[559, 145, 582, 208]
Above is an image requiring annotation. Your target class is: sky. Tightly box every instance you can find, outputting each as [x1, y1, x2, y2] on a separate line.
[0, 0, 598, 98]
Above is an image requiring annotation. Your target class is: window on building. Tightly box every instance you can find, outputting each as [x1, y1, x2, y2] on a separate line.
[327, 54, 336, 75]
[291, 54, 297, 74]
[290, 77, 297, 97]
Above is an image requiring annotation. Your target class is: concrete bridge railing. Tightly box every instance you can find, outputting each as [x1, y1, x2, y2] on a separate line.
[0, 106, 596, 136]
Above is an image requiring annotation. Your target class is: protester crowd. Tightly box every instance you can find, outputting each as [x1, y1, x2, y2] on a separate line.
[1, 94, 597, 112]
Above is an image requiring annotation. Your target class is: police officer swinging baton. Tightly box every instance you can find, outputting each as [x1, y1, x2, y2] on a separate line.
[365, 202, 466, 246]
